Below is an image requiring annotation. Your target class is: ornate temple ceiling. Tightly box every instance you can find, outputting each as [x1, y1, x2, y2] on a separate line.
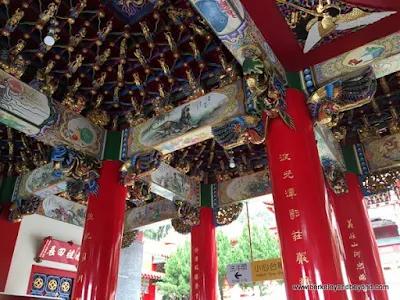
[0, 0, 267, 183]
[0, 0, 238, 129]
[167, 138, 267, 182]
[241, 0, 400, 72]
[0, 124, 51, 177]
[3, 0, 399, 183]
[335, 71, 400, 145]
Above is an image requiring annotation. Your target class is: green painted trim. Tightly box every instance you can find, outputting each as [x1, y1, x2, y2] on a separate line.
[200, 184, 213, 208]
[0, 176, 17, 203]
[286, 72, 303, 91]
[103, 130, 122, 161]
[342, 145, 362, 175]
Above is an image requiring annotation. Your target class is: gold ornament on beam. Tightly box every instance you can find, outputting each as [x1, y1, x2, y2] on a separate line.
[189, 23, 207, 36]
[36, 3, 58, 30]
[158, 83, 166, 99]
[1, 55, 29, 79]
[44, 60, 56, 74]
[134, 48, 147, 68]
[102, 21, 113, 37]
[10, 39, 26, 56]
[68, 0, 87, 24]
[189, 41, 200, 60]
[126, 105, 145, 126]
[154, 0, 164, 9]
[68, 28, 87, 51]
[125, 111, 135, 127]
[94, 94, 104, 109]
[121, 230, 139, 249]
[96, 21, 113, 46]
[362, 167, 400, 194]
[152, 97, 164, 116]
[219, 54, 228, 72]
[131, 97, 145, 118]
[371, 97, 380, 114]
[133, 72, 144, 88]
[158, 58, 171, 76]
[93, 72, 107, 89]
[117, 62, 124, 84]
[112, 115, 119, 131]
[87, 95, 110, 127]
[114, 86, 120, 102]
[357, 114, 380, 143]
[3, 8, 25, 36]
[185, 69, 197, 89]
[95, 48, 111, 70]
[41, 81, 58, 97]
[166, 6, 181, 23]
[379, 77, 390, 94]
[333, 126, 347, 142]
[120, 38, 128, 58]
[388, 106, 400, 134]
[38, 71, 58, 97]
[62, 94, 86, 114]
[215, 203, 243, 226]
[66, 54, 84, 78]
[164, 32, 177, 53]
[70, 78, 81, 94]
[139, 21, 151, 40]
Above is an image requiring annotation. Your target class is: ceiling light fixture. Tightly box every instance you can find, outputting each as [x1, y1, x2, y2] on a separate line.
[44, 19, 59, 46]
[229, 157, 236, 169]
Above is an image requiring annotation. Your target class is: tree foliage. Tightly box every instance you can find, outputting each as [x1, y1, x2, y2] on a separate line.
[144, 224, 172, 241]
[157, 225, 280, 299]
[156, 241, 191, 299]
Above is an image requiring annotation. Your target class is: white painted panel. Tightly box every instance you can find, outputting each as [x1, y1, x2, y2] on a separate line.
[5, 214, 83, 296]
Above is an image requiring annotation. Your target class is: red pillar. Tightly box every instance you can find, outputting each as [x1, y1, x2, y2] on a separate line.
[72, 161, 126, 300]
[328, 173, 389, 300]
[191, 207, 218, 300]
[143, 279, 155, 300]
[266, 88, 346, 299]
[0, 203, 20, 292]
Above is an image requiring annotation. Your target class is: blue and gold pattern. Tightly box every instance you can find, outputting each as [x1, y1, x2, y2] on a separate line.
[31, 273, 73, 300]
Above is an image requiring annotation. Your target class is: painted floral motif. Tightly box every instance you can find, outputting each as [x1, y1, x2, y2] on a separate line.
[39, 195, 87, 227]
[343, 45, 385, 67]
[218, 171, 271, 206]
[311, 32, 400, 87]
[363, 133, 400, 172]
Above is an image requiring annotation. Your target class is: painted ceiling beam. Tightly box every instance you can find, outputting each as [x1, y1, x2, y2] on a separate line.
[0, 69, 105, 158]
[187, 0, 286, 80]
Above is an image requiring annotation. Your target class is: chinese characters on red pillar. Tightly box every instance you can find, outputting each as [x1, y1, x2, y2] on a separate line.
[193, 247, 200, 300]
[279, 152, 310, 285]
[74, 212, 95, 297]
[346, 219, 367, 282]
[37, 237, 81, 266]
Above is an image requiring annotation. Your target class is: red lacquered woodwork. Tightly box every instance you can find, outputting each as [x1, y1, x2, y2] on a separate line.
[191, 207, 218, 300]
[265, 88, 347, 299]
[328, 173, 389, 300]
[72, 161, 126, 300]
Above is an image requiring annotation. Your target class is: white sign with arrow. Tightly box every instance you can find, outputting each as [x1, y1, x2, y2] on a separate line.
[226, 262, 252, 285]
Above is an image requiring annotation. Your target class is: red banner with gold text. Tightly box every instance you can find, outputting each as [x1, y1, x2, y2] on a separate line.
[37, 237, 80, 266]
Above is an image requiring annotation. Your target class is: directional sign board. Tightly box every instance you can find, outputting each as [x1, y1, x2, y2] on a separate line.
[226, 263, 252, 285]
[251, 258, 283, 281]
[227, 258, 283, 285]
